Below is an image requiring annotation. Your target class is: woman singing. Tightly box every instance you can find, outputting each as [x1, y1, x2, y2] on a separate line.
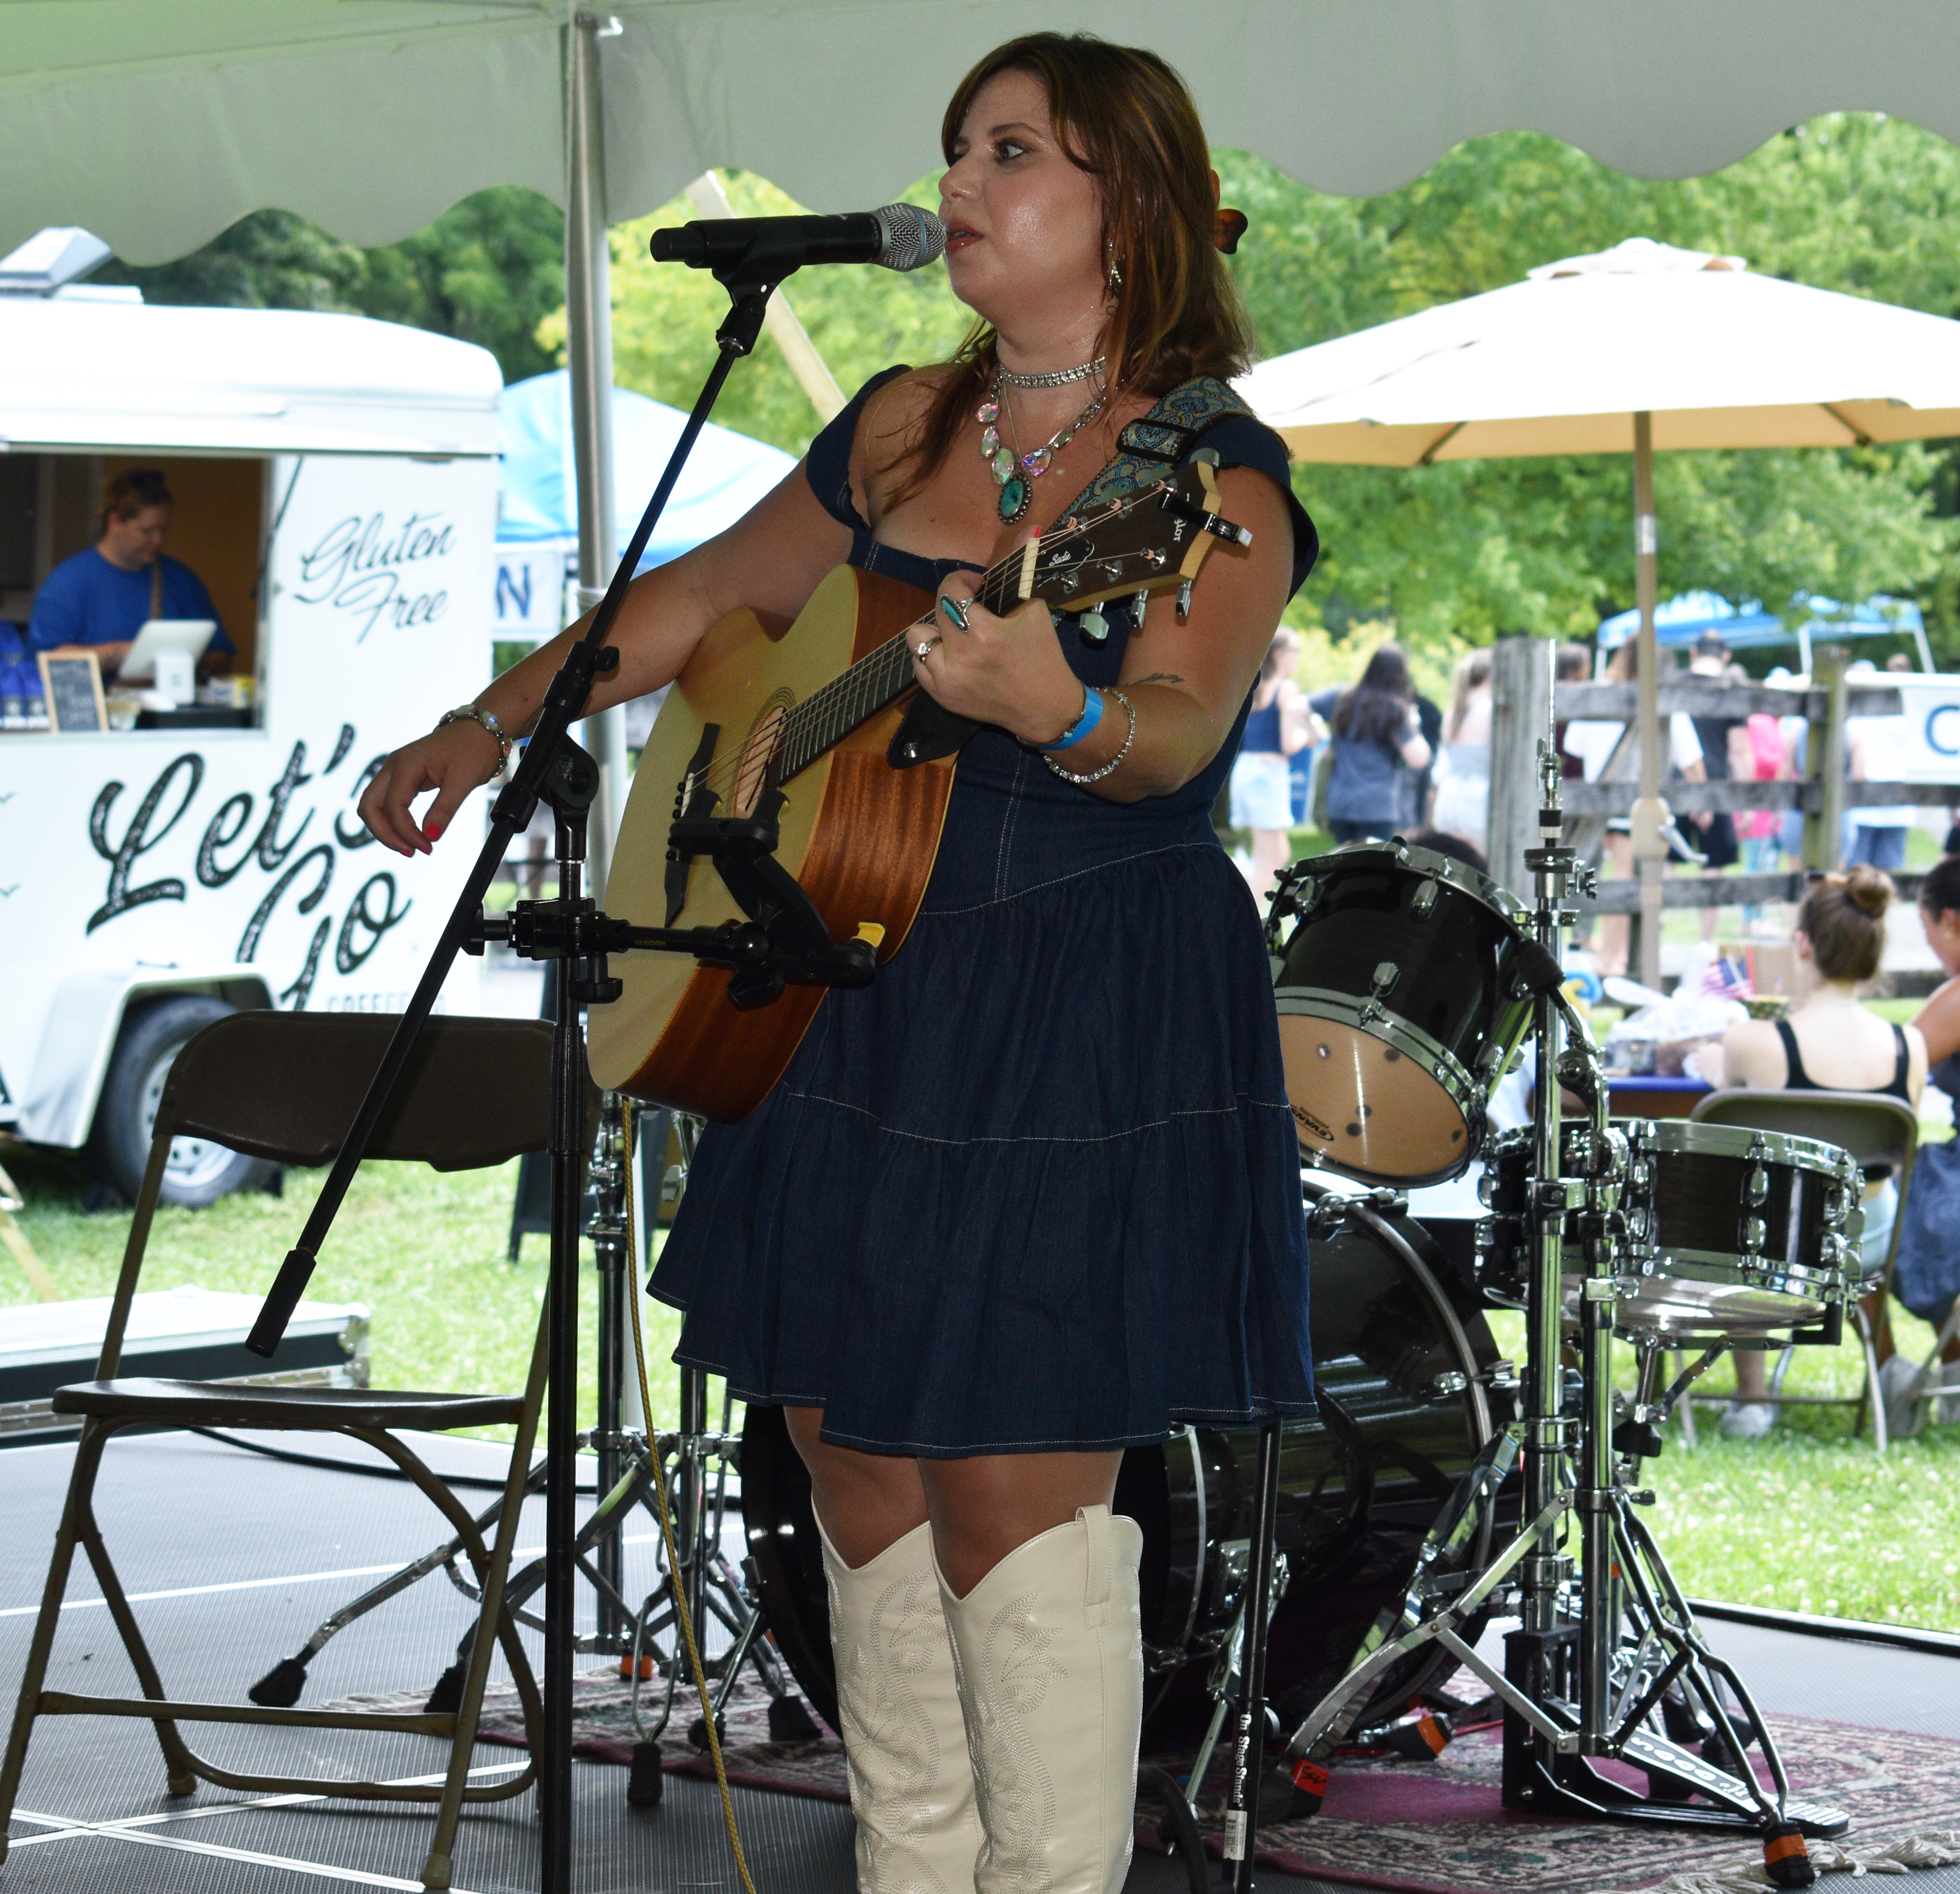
[360, 33, 1316, 1891]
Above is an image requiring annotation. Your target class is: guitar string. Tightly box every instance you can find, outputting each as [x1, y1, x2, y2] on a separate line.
[681, 479, 1196, 803]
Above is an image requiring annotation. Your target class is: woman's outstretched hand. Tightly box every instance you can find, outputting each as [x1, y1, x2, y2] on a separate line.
[359, 720, 505, 856]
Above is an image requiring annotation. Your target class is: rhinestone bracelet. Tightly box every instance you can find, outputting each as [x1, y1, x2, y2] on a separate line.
[1045, 688, 1135, 786]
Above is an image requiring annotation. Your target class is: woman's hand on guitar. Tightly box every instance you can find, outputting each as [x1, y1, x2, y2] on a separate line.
[359, 720, 505, 857]
[915, 570, 1084, 747]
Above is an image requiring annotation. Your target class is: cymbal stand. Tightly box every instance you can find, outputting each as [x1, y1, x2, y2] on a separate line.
[1279, 688, 1842, 1888]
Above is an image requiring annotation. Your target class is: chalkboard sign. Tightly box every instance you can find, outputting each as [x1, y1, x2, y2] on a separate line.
[38, 652, 107, 733]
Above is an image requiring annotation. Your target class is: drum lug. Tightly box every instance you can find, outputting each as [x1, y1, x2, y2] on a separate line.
[1738, 1215, 1767, 1253]
[1480, 1359, 1522, 1393]
[1410, 880, 1439, 918]
[1427, 1370, 1470, 1398]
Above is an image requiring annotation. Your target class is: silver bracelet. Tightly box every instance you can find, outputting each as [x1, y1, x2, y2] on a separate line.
[1044, 688, 1135, 786]
[436, 704, 511, 778]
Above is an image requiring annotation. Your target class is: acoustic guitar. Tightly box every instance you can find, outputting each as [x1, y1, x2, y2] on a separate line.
[586, 457, 1250, 1119]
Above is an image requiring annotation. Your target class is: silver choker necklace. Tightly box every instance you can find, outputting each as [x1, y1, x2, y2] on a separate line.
[996, 354, 1106, 390]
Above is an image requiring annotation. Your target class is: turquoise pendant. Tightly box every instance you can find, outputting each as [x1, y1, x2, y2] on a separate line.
[997, 473, 1031, 523]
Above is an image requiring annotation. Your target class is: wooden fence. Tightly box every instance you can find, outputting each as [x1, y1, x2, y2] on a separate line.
[1485, 639, 1945, 937]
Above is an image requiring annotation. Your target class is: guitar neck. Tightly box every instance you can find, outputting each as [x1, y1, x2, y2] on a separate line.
[771, 551, 1033, 784]
[769, 466, 1239, 785]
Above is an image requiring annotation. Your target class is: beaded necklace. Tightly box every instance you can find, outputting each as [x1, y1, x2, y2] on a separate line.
[977, 361, 1107, 524]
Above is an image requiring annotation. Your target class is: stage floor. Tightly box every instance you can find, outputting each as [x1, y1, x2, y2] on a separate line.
[3, 1430, 1957, 1894]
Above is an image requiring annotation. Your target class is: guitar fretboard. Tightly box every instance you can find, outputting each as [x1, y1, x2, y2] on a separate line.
[769, 550, 1029, 784]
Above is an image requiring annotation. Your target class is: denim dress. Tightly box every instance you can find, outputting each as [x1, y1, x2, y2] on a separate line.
[648, 370, 1320, 1455]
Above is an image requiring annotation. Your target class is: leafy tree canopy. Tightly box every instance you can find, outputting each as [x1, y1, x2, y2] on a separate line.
[100, 187, 568, 387]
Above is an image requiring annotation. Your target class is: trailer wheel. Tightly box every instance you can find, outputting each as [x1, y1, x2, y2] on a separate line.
[95, 997, 279, 1209]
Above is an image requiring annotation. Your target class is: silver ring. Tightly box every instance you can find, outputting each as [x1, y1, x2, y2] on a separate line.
[914, 637, 941, 659]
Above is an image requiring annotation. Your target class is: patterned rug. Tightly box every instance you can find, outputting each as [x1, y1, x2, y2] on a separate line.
[398, 1669, 1960, 1894]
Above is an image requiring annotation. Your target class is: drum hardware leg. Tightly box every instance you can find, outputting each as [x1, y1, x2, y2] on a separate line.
[1220, 1420, 1284, 1889]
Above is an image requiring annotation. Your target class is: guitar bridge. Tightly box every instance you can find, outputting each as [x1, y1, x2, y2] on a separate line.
[665, 722, 721, 925]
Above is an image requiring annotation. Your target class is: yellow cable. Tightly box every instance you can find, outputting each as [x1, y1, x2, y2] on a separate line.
[623, 1103, 760, 1894]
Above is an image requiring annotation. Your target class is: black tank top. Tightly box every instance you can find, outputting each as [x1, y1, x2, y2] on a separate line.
[1774, 1017, 1912, 1101]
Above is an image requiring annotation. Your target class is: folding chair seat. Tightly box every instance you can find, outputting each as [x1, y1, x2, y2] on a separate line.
[0, 1010, 590, 1893]
[1687, 1086, 1918, 1450]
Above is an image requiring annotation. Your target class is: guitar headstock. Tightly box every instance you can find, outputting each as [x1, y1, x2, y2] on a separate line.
[984, 455, 1253, 622]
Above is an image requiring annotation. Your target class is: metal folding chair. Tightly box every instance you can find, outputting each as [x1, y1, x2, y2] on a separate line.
[1688, 1086, 1919, 1451]
[0, 1011, 580, 1892]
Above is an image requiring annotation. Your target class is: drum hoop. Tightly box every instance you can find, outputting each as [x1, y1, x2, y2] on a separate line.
[1290, 839, 1530, 931]
[1628, 1118, 1860, 1178]
[1627, 1247, 1844, 1293]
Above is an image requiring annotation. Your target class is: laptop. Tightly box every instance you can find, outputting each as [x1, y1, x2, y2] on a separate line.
[116, 618, 217, 683]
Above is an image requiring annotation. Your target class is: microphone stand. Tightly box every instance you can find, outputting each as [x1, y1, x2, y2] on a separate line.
[244, 233, 870, 1894]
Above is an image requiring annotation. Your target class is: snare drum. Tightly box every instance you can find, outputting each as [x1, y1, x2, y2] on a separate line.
[1616, 1120, 1861, 1340]
[1479, 1119, 1860, 1341]
[1267, 843, 1538, 1187]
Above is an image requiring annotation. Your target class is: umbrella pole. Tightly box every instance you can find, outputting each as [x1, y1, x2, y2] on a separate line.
[1630, 412, 1665, 989]
[565, 12, 628, 903]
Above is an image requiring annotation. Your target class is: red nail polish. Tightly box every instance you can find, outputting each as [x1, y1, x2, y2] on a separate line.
[426, 819, 445, 841]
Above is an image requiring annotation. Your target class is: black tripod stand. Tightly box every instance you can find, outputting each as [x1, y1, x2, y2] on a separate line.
[245, 233, 876, 1894]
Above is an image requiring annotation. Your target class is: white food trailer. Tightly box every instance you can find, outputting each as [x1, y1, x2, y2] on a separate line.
[0, 290, 499, 1205]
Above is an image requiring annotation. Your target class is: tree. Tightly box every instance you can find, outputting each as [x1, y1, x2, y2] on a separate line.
[99, 188, 568, 388]
[1212, 123, 1960, 664]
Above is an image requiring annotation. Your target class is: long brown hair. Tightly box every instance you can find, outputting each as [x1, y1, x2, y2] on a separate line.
[880, 32, 1256, 504]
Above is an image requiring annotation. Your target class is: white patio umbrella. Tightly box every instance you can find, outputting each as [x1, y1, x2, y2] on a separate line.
[1240, 237, 1960, 982]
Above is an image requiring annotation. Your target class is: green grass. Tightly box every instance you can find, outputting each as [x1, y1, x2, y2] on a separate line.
[1486, 1306, 1960, 1632]
[13, 1141, 1960, 1632]
[1, 1142, 691, 1445]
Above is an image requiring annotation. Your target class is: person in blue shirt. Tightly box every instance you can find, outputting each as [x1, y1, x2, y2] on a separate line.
[29, 469, 233, 680]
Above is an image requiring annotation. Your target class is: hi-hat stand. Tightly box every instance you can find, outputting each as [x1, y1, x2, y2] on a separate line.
[1276, 697, 1847, 1891]
[243, 231, 872, 1894]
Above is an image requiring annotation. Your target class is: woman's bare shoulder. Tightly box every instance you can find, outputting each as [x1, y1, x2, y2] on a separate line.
[1719, 1016, 1781, 1083]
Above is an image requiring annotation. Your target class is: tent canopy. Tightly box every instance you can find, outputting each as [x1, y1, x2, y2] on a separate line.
[1596, 590, 1932, 666]
[10, 4, 1960, 264]
[496, 370, 794, 569]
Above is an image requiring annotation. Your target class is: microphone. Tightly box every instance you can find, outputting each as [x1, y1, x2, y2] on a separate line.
[649, 204, 946, 274]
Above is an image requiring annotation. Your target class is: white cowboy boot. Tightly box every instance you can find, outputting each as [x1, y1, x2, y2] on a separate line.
[820, 1515, 984, 1894]
[937, 1505, 1145, 1894]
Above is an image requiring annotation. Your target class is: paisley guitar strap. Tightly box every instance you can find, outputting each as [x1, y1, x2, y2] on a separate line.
[886, 376, 1256, 770]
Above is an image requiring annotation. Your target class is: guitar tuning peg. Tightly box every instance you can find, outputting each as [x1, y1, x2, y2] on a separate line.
[1176, 579, 1194, 620]
[1132, 587, 1149, 628]
[1080, 609, 1109, 644]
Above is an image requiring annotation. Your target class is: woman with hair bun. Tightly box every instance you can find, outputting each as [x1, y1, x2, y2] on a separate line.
[1716, 866, 1926, 1438]
[361, 31, 1316, 1889]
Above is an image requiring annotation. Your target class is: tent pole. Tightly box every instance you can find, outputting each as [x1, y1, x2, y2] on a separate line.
[565, 11, 626, 902]
[1630, 412, 1665, 990]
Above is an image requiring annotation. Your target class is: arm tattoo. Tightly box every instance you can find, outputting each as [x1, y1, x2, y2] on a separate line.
[1129, 671, 1185, 686]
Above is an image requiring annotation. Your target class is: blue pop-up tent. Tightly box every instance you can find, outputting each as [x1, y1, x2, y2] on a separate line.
[492, 370, 796, 640]
[498, 369, 795, 562]
[1596, 589, 1932, 672]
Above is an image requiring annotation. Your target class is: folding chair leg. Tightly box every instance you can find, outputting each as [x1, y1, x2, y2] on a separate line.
[0, 1420, 117, 1858]
[1853, 1305, 1889, 1454]
[419, 1308, 551, 1893]
[79, 1515, 199, 1792]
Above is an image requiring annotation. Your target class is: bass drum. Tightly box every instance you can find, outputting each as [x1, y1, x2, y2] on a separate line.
[741, 1192, 1516, 1745]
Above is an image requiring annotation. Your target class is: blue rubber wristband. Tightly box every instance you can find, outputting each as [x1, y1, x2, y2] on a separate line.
[1046, 685, 1103, 752]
